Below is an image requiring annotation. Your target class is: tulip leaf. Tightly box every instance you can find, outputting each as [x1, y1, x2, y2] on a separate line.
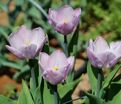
[106, 83, 121, 104]
[111, 74, 121, 85]
[84, 92, 106, 104]
[28, 7, 42, 19]
[0, 95, 16, 104]
[102, 64, 121, 89]
[58, 78, 80, 98]
[0, 55, 29, 71]
[42, 80, 54, 104]
[30, 72, 42, 104]
[68, 25, 79, 56]
[33, 87, 42, 104]
[17, 80, 34, 104]
[87, 62, 99, 94]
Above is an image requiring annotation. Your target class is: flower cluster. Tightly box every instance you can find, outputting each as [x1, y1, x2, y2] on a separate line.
[6, 5, 80, 85]
[6, 25, 75, 85]
[6, 4, 121, 86]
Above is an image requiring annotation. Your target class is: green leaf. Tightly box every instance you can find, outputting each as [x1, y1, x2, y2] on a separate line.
[84, 92, 106, 104]
[28, 7, 42, 19]
[87, 62, 99, 94]
[102, 64, 121, 89]
[0, 95, 16, 104]
[106, 84, 121, 104]
[30, 72, 42, 104]
[68, 25, 79, 56]
[17, 80, 34, 104]
[112, 74, 121, 84]
[58, 78, 80, 98]
[42, 80, 54, 104]
[33, 87, 41, 104]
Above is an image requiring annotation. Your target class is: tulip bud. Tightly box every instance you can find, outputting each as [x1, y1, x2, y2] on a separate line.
[6, 25, 47, 59]
[48, 5, 81, 35]
[87, 36, 121, 68]
[39, 50, 74, 85]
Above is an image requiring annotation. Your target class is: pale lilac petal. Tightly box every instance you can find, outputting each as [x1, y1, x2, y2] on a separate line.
[88, 39, 94, 50]
[6, 45, 25, 59]
[8, 33, 24, 49]
[31, 27, 47, 47]
[71, 8, 81, 26]
[110, 41, 121, 57]
[74, 8, 81, 17]
[94, 36, 109, 54]
[56, 23, 75, 35]
[39, 52, 49, 72]
[8, 25, 32, 49]
[48, 50, 67, 68]
[31, 27, 47, 53]
[44, 65, 69, 85]
[97, 51, 116, 68]
[58, 5, 73, 20]
[87, 48, 103, 68]
[19, 44, 37, 59]
[56, 6, 74, 26]
[48, 9, 57, 26]
[109, 55, 121, 68]
[17, 25, 32, 40]
[67, 56, 74, 72]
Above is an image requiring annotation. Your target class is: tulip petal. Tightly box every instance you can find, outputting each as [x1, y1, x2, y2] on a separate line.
[45, 65, 69, 85]
[74, 8, 81, 17]
[58, 5, 73, 20]
[94, 36, 109, 54]
[67, 56, 74, 72]
[39, 52, 49, 72]
[87, 48, 103, 68]
[97, 51, 115, 68]
[48, 9, 57, 26]
[8, 25, 32, 49]
[88, 39, 94, 50]
[31, 27, 47, 54]
[19, 44, 37, 59]
[48, 50, 67, 68]
[109, 55, 121, 68]
[6, 45, 25, 59]
[110, 41, 121, 57]
[56, 23, 74, 35]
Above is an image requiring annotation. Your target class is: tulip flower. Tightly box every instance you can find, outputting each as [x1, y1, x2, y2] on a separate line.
[6, 25, 47, 59]
[39, 50, 74, 85]
[87, 36, 121, 68]
[48, 5, 81, 35]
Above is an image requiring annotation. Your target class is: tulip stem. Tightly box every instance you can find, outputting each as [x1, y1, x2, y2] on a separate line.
[28, 0, 48, 19]
[54, 85, 59, 104]
[31, 68, 37, 89]
[96, 69, 102, 97]
[64, 35, 68, 56]
[28, 59, 37, 90]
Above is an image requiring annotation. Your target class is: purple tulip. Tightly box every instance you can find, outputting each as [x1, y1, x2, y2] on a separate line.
[6, 25, 47, 59]
[48, 5, 81, 35]
[87, 36, 121, 68]
[39, 50, 74, 85]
